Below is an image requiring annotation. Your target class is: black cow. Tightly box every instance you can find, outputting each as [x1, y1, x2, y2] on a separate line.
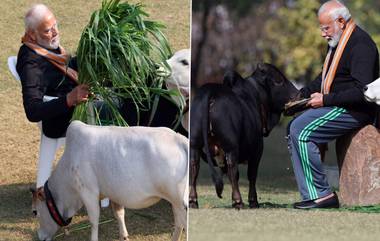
[189, 63, 298, 209]
[119, 91, 188, 135]
[95, 86, 188, 136]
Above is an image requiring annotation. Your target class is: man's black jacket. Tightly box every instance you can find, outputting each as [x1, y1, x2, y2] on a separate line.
[301, 26, 379, 124]
[16, 44, 77, 138]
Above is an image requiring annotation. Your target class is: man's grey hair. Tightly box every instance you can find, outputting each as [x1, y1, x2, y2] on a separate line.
[24, 4, 52, 31]
[318, 0, 351, 21]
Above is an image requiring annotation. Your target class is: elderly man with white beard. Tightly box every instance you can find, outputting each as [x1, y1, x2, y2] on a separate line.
[16, 4, 89, 187]
[287, 0, 379, 209]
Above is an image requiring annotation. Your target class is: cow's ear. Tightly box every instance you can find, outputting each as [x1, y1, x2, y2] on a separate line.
[30, 187, 38, 200]
[253, 63, 267, 85]
[257, 63, 264, 70]
[36, 187, 45, 201]
[257, 63, 269, 72]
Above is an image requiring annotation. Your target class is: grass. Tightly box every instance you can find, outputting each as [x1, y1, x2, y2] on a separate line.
[0, 182, 179, 241]
[74, 0, 175, 126]
[0, 183, 178, 241]
[189, 182, 380, 241]
[188, 126, 380, 241]
[0, 0, 189, 240]
[189, 207, 380, 241]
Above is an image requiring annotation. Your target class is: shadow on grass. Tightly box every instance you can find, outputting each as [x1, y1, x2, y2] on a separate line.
[0, 183, 39, 239]
[196, 187, 380, 214]
[194, 198, 380, 213]
[195, 125, 300, 194]
[203, 202, 292, 209]
[259, 202, 292, 209]
[196, 199, 293, 210]
[0, 183, 180, 240]
[196, 163, 298, 193]
[0, 183, 36, 220]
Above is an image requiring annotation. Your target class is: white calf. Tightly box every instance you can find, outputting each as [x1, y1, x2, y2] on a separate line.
[31, 121, 188, 241]
[166, 49, 190, 131]
[364, 77, 380, 105]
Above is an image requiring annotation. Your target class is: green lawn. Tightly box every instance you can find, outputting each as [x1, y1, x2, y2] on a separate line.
[189, 126, 380, 241]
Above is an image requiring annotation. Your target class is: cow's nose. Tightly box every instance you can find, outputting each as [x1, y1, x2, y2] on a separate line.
[363, 86, 368, 92]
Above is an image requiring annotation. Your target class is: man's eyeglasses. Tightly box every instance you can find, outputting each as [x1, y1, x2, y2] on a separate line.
[44, 23, 58, 34]
[319, 18, 341, 33]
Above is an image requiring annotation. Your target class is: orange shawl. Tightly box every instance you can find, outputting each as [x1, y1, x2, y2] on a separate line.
[21, 34, 78, 83]
[321, 19, 356, 94]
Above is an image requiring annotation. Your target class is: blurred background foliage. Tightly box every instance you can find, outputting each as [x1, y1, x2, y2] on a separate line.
[192, 0, 380, 87]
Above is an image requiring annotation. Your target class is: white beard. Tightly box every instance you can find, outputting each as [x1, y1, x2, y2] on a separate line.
[36, 35, 60, 50]
[327, 25, 343, 48]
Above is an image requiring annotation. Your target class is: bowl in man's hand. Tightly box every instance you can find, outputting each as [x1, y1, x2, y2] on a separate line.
[284, 98, 311, 116]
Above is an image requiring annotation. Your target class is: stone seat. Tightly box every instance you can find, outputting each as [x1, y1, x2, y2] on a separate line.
[336, 125, 380, 206]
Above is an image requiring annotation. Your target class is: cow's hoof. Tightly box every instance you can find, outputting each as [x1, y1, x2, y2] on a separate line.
[232, 200, 244, 210]
[189, 199, 199, 209]
[249, 201, 259, 209]
[121, 237, 129, 241]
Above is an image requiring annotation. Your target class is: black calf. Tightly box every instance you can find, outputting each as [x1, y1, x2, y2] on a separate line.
[189, 63, 297, 209]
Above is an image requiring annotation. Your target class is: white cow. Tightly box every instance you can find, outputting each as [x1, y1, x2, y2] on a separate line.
[31, 121, 188, 241]
[364, 77, 380, 105]
[166, 49, 190, 131]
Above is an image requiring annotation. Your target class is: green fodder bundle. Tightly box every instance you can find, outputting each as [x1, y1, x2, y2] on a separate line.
[73, 0, 174, 126]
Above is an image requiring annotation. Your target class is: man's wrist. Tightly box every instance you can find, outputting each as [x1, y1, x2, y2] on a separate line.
[322, 94, 333, 107]
[66, 94, 73, 107]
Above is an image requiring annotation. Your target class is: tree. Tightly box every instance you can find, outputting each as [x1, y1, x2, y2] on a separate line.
[347, 0, 380, 47]
[262, 0, 326, 83]
[192, 0, 380, 87]
[192, 0, 265, 87]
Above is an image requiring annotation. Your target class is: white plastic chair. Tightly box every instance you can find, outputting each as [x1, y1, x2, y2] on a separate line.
[8, 56, 65, 188]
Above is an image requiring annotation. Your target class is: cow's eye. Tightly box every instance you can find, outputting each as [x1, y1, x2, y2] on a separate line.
[180, 59, 189, 66]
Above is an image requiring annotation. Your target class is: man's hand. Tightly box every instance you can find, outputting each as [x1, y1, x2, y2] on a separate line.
[66, 84, 89, 107]
[308, 92, 324, 108]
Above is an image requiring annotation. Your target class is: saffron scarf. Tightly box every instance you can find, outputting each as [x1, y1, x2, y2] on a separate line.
[21, 34, 78, 83]
[321, 19, 356, 94]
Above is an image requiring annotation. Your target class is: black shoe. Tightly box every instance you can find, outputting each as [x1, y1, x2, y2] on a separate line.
[293, 193, 339, 209]
[293, 200, 307, 207]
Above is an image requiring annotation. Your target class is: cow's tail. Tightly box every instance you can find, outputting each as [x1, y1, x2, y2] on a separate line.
[202, 91, 224, 198]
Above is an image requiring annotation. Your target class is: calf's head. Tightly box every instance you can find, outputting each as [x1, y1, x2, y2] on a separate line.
[30, 187, 60, 241]
[166, 49, 190, 98]
[251, 63, 298, 112]
[250, 63, 298, 134]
